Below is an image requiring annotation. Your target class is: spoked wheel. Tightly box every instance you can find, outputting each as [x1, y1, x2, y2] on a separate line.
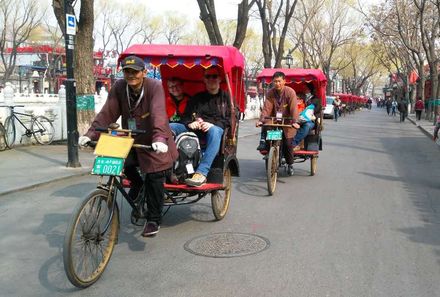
[4, 116, 16, 148]
[266, 146, 279, 196]
[31, 116, 55, 145]
[310, 156, 317, 176]
[211, 167, 232, 220]
[63, 189, 119, 288]
[0, 123, 7, 151]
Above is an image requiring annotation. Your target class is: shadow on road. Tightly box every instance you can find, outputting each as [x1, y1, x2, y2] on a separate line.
[359, 135, 440, 265]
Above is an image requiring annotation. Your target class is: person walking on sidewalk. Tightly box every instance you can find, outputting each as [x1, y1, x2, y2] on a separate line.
[386, 99, 392, 115]
[391, 99, 398, 116]
[397, 99, 408, 122]
[78, 55, 178, 238]
[434, 112, 440, 141]
[414, 97, 424, 121]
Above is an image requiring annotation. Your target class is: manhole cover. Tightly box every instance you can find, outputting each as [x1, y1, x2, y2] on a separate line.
[184, 232, 270, 258]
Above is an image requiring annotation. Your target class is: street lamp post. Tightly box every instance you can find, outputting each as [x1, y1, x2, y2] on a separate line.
[284, 53, 293, 69]
[64, 0, 80, 167]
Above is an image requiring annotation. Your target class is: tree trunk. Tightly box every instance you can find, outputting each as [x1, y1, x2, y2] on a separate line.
[75, 0, 96, 134]
[197, 0, 223, 45]
[52, 0, 95, 134]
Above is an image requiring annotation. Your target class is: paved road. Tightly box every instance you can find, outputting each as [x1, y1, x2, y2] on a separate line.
[0, 108, 439, 297]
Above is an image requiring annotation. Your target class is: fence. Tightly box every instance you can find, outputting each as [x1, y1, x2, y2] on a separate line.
[0, 81, 260, 147]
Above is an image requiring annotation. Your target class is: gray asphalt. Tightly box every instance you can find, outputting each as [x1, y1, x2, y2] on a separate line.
[0, 108, 439, 297]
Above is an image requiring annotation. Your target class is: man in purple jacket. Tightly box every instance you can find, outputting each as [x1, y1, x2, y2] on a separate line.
[78, 55, 178, 237]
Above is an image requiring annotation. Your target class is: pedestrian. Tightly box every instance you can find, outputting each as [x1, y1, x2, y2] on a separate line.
[78, 55, 178, 237]
[391, 99, 398, 116]
[386, 99, 392, 115]
[433, 112, 440, 142]
[397, 99, 408, 122]
[414, 97, 424, 121]
[239, 111, 245, 122]
[332, 96, 341, 121]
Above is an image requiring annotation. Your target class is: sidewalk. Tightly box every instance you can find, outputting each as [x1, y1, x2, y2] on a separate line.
[406, 113, 439, 143]
[0, 119, 259, 196]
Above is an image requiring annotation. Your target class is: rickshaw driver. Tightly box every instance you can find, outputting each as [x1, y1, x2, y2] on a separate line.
[78, 55, 178, 237]
[179, 65, 231, 187]
[256, 71, 299, 176]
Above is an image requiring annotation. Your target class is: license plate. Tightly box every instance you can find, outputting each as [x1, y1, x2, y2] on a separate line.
[266, 130, 283, 140]
[92, 156, 124, 176]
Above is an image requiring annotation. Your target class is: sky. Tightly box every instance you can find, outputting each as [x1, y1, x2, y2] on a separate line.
[144, 0, 241, 20]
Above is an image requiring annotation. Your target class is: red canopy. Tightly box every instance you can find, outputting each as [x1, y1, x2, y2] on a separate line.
[119, 44, 246, 112]
[256, 68, 327, 105]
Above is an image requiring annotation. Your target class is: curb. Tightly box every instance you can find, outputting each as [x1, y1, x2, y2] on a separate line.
[406, 116, 435, 139]
[0, 170, 90, 197]
[0, 127, 259, 197]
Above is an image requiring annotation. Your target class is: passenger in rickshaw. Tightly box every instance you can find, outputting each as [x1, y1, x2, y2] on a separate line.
[165, 77, 190, 135]
[291, 82, 322, 151]
[256, 71, 299, 176]
[176, 65, 231, 187]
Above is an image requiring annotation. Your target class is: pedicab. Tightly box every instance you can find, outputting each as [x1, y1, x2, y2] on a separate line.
[63, 44, 246, 288]
[333, 93, 353, 115]
[256, 68, 327, 194]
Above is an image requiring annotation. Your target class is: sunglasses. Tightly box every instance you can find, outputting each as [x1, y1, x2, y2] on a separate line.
[204, 74, 219, 79]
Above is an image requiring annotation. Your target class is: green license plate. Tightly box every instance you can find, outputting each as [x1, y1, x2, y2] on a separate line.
[266, 130, 283, 140]
[92, 156, 124, 176]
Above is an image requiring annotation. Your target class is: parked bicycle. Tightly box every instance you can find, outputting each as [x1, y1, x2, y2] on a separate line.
[0, 105, 55, 148]
[0, 120, 7, 151]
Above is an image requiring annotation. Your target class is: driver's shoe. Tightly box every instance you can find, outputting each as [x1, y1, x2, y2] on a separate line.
[142, 221, 160, 237]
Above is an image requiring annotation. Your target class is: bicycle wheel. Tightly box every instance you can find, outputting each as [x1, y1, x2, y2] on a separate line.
[211, 167, 232, 220]
[63, 188, 119, 288]
[266, 146, 279, 196]
[0, 122, 7, 151]
[31, 116, 55, 145]
[4, 116, 16, 148]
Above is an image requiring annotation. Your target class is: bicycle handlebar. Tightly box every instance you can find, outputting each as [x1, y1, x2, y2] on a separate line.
[95, 126, 147, 135]
[84, 141, 153, 151]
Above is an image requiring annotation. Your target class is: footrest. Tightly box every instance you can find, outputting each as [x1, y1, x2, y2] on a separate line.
[164, 183, 225, 192]
[294, 150, 319, 155]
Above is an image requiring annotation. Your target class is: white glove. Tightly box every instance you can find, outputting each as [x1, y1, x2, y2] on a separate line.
[152, 142, 168, 153]
[78, 136, 91, 147]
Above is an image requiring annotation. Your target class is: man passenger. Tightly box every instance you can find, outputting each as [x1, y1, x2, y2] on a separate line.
[179, 65, 231, 187]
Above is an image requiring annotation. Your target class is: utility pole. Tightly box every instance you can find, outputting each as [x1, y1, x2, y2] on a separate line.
[64, 0, 81, 167]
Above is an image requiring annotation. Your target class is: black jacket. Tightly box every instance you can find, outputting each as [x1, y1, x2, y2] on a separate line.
[182, 89, 231, 130]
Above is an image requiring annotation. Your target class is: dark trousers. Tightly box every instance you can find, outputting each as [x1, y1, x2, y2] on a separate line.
[282, 136, 295, 165]
[400, 111, 407, 122]
[124, 150, 166, 224]
[415, 110, 422, 120]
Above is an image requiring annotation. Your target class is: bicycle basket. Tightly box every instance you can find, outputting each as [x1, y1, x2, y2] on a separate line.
[94, 134, 134, 158]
